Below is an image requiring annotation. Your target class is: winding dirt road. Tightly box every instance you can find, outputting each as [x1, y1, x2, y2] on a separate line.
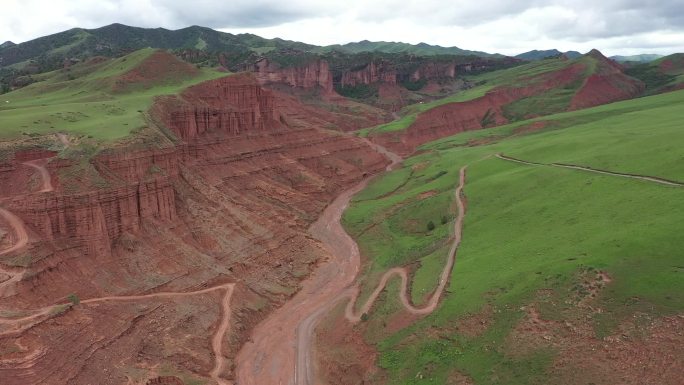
[234, 142, 402, 385]
[496, 153, 684, 187]
[0, 157, 54, 296]
[235, 138, 468, 385]
[0, 153, 237, 384]
[297, 166, 467, 385]
[0, 208, 29, 297]
[23, 159, 54, 193]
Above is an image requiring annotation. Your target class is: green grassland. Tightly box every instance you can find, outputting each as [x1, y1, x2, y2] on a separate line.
[0, 48, 228, 140]
[343, 89, 684, 384]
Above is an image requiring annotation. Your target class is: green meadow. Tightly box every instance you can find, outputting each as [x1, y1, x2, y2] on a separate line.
[0, 48, 228, 141]
[343, 89, 684, 384]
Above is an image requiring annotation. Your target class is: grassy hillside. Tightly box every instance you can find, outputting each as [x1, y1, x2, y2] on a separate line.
[0, 48, 228, 140]
[625, 53, 684, 93]
[342, 89, 684, 384]
[0, 23, 314, 69]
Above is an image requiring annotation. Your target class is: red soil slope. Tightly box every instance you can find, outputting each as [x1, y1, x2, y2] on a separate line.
[112, 50, 201, 92]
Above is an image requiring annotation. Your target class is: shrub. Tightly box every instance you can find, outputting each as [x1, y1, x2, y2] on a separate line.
[67, 293, 80, 305]
[441, 215, 449, 224]
[427, 221, 435, 231]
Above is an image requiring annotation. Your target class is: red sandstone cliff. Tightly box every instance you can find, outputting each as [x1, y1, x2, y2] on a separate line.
[410, 61, 457, 81]
[340, 61, 398, 87]
[252, 58, 334, 94]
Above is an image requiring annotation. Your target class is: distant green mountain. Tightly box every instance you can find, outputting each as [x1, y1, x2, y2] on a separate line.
[318, 40, 500, 58]
[610, 54, 664, 63]
[0, 41, 14, 49]
[625, 53, 684, 93]
[0, 23, 315, 70]
[515, 49, 582, 61]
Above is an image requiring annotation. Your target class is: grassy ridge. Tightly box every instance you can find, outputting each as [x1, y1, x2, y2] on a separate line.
[343, 89, 684, 384]
[0, 48, 228, 140]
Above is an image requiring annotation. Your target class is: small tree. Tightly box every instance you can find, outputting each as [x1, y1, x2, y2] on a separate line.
[427, 221, 435, 231]
[67, 293, 80, 306]
[441, 215, 449, 224]
[361, 313, 369, 322]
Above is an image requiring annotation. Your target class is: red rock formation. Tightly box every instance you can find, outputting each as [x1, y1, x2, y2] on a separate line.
[340, 61, 397, 87]
[370, 52, 646, 155]
[7, 175, 176, 257]
[410, 61, 457, 81]
[0, 71, 390, 385]
[371, 63, 587, 155]
[252, 58, 334, 94]
[153, 74, 282, 141]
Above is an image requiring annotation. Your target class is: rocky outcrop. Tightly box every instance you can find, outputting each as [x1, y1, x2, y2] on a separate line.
[340, 61, 398, 86]
[252, 58, 334, 94]
[153, 74, 282, 141]
[7, 175, 175, 256]
[409, 61, 457, 81]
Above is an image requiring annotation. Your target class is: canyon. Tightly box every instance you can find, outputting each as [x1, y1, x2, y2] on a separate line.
[0, 72, 390, 384]
[0, 33, 675, 385]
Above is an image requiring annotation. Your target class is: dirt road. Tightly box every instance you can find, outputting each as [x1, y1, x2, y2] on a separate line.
[0, 155, 54, 297]
[297, 166, 467, 385]
[0, 208, 29, 297]
[235, 136, 468, 385]
[234, 143, 402, 385]
[0, 152, 237, 384]
[23, 159, 53, 193]
[0, 281, 237, 384]
[496, 153, 684, 187]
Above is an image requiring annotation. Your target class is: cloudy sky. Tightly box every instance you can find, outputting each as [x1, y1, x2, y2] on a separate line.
[2, 0, 684, 56]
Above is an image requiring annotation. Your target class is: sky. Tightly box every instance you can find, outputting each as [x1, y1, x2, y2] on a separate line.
[2, 0, 684, 56]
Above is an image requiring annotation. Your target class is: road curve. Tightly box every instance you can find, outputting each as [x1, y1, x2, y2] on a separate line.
[23, 159, 54, 193]
[496, 153, 684, 187]
[0, 151, 238, 384]
[0, 156, 54, 297]
[0, 282, 237, 384]
[0, 208, 30, 297]
[234, 142, 402, 385]
[296, 166, 467, 385]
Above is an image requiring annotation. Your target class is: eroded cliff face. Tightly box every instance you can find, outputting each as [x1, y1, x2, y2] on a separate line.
[0, 73, 389, 384]
[252, 58, 334, 94]
[340, 61, 398, 87]
[410, 61, 457, 81]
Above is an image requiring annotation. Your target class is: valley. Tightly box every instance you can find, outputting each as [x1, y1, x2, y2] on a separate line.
[0, 21, 682, 385]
